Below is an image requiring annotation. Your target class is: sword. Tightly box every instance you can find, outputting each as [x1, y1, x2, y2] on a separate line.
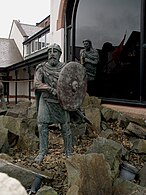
[76, 109, 93, 125]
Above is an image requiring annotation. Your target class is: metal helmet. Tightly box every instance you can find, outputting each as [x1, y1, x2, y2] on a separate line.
[48, 43, 62, 54]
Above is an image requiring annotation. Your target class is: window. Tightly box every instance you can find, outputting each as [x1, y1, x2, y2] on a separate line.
[38, 34, 46, 49]
[26, 44, 30, 55]
[46, 33, 50, 46]
[25, 31, 50, 56]
[75, 0, 141, 100]
[31, 41, 35, 53]
[76, 0, 140, 49]
[34, 38, 38, 51]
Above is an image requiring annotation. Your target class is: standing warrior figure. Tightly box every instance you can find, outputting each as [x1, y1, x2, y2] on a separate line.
[34, 43, 72, 163]
[80, 39, 99, 95]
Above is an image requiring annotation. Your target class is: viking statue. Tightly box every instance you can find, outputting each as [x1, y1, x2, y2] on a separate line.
[80, 39, 99, 96]
[34, 43, 86, 163]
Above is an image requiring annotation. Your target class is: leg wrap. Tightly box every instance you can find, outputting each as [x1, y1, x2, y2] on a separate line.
[61, 123, 73, 157]
[35, 123, 48, 163]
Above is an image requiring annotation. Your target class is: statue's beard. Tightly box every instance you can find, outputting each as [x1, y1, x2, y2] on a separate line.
[49, 58, 58, 66]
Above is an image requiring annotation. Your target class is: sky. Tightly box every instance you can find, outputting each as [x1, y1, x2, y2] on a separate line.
[0, 0, 50, 38]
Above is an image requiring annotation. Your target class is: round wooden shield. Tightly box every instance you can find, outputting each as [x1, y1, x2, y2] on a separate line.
[57, 61, 87, 111]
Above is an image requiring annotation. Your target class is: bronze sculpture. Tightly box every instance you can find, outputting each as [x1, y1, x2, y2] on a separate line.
[80, 39, 99, 95]
[34, 43, 73, 163]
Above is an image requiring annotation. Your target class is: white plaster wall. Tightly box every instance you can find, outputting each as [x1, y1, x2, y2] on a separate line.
[9, 71, 15, 96]
[50, 0, 65, 62]
[17, 68, 29, 97]
[8, 68, 34, 102]
[9, 22, 24, 56]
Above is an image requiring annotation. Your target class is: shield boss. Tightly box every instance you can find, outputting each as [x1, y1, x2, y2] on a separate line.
[57, 61, 87, 111]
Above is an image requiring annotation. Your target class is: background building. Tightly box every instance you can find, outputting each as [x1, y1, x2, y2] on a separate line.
[0, 0, 146, 106]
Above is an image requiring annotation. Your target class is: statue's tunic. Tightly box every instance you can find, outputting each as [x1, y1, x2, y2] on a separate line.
[34, 61, 69, 124]
[80, 48, 99, 81]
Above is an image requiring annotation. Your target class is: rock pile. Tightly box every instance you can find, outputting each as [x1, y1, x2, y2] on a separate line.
[0, 96, 146, 194]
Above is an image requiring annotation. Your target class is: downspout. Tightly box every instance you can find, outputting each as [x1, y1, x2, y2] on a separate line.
[28, 66, 31, 101]
[23, 44, 24, 58]
[6, 72, 9, 103]
[15, 70, 18, 104]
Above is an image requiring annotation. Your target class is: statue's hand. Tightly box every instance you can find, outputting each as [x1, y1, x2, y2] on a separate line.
[51, 88, 57, 97]
[38, 84, 49, 91]
[84, 58, 88, 63]
[82, 52, 86, 58]
[84, 58, 91, 63]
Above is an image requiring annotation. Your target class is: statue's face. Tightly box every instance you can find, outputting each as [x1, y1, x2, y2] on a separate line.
[83, 41, 90, 50]
[48, 48, 61, 66]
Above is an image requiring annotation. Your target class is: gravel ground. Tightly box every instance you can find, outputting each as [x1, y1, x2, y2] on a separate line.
[9, 118, 145, 195]
[10, 128, 95, 194]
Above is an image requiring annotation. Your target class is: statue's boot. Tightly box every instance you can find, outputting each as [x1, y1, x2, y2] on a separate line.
[35, 123, 48, 164]
[61, 123, 73, 157]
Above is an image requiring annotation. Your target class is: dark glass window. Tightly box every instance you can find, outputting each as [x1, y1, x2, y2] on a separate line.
[75, 0, 141, 101]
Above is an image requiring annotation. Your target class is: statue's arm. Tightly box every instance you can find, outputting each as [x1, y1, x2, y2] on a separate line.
[34, 67, 57, 96]
[84, 51, 100, 65]
[34, 67, 45, 90]
[80, 49, 86, 65]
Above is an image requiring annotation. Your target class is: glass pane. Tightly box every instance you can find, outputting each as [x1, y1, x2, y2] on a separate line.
[76, 0, 141, 100]
[46, 33, 50, 46]
[26, 44, 30, 55]
[40, 35, 46, 48]
[76, 0, 140, 48]
[38, 35, 45, 50]
[31, 41, 35, 53]
[34, 39, 38, 51]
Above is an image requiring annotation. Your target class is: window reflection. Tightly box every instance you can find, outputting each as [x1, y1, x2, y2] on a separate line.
[76, 0, 141, 100]
[76, 0, 140, 48]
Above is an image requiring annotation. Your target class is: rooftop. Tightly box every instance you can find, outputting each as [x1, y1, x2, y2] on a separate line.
[0, 38, 23, 68]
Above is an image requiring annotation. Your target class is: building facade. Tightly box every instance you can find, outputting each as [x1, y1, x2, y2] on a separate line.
[0, 0, 146, 106]
[59, 0, 146, 105]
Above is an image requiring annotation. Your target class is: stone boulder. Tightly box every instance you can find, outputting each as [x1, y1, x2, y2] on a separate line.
[65, 153, 112, 195]
[0, 172, 27, 195]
